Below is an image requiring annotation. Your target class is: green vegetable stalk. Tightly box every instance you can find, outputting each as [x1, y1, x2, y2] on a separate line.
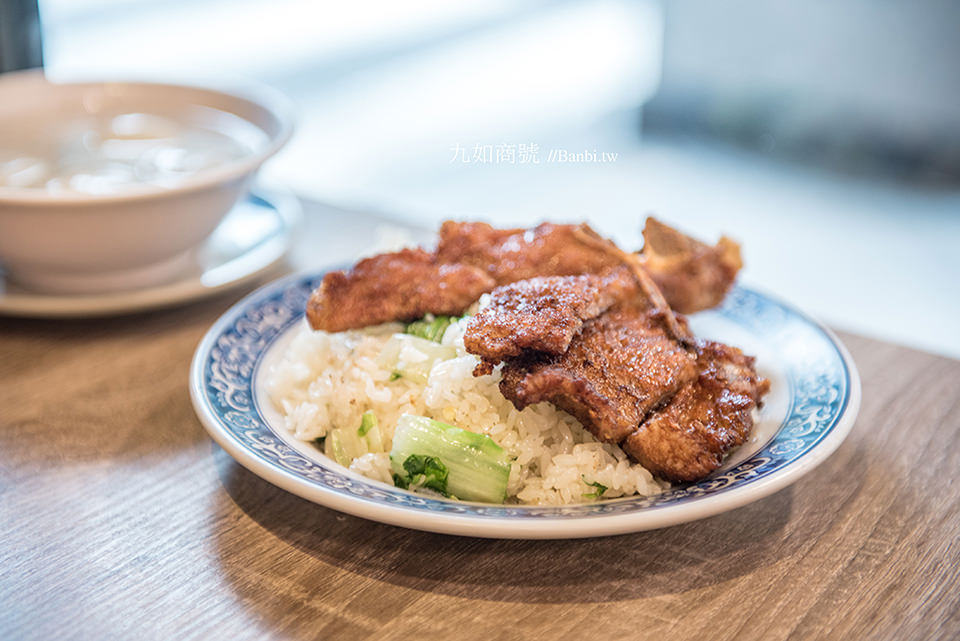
[377, 334, 456, 384]
[404, 315, 455, 343]
[390, 414, 512, 503]
[324, 410, 385, 467]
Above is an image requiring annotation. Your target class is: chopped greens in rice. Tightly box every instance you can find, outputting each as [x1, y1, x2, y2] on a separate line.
[266, 308, 668, 505]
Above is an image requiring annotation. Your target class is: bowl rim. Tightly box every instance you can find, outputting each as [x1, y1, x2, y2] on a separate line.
[0, 69, 295, 206]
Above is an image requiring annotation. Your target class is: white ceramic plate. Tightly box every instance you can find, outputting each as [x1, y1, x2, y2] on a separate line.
[190, 272, 860, 539]
[0, 188, 301, 318]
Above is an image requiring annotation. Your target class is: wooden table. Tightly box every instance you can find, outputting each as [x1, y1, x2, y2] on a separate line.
[2, 204, 959, 640]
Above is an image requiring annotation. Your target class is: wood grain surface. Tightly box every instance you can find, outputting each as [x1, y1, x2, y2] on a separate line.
[2, 278, 958, 640]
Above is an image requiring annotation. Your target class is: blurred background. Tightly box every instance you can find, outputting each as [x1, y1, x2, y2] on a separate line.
[4, 0, 960, 356]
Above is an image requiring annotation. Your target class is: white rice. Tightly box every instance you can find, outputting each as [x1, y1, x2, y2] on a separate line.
[265, 310, 668, 505]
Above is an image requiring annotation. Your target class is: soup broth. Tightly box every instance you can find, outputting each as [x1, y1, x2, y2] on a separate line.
[0, 106, 268, 195]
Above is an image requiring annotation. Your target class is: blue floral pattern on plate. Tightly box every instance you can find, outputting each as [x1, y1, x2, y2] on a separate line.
[190, 271, 859, 533]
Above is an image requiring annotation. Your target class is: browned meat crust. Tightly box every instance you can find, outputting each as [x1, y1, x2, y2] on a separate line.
[622, 340, 770, 482]
[463, 267, 640, 375]
[638, 218, 743, 314]
[305, 248, 495, 332]
[436, 221, 625, 285]
[498, 308, 698, 444]
[306, 218, 741, 334]
[306, 221, 628, 333]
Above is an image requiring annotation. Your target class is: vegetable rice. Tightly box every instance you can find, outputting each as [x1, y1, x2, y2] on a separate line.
[266, 307, 668, 505]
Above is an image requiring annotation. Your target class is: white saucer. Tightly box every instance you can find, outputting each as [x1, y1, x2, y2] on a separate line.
[0, 188, 302, 318]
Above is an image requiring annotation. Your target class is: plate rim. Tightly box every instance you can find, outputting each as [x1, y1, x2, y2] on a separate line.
[189, 270, 861, 539]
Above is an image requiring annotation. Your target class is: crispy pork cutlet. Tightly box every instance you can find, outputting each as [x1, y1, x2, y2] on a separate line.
[436, 221, 625, 285]
[306, 222, 627, 333]
[481, 286, 768, 481]
[306, 248, 495, 332]
[498, 308, 699, 444]
[464, 267, 640, 375]
[638, 218, 742, 314]
[622, 340, 770, 482]
[306, 218, 740, 334]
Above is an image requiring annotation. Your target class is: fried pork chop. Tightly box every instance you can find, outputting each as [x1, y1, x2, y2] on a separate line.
[306, 248, 494, 332]
[306, 221, 628, 332]
[639, 218, 742, 314]
[464, 269, 768, 480]
[306, 218, 739, 333]
[464, 267, 640, 375]
[497, 308, 699, 444]
[623, 340, 770, 482]
[436, 221, 624, 285]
